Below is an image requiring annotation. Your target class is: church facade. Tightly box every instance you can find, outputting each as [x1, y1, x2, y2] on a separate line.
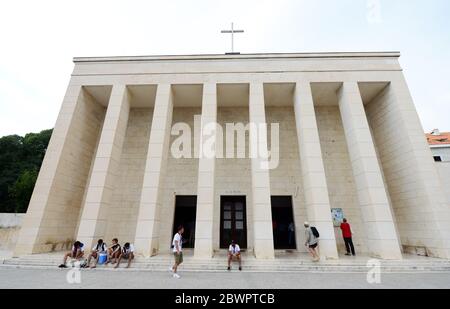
[14, 52, 450, 260]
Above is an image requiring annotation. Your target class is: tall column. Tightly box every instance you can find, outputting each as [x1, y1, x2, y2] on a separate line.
[194, 83, 217, 258]
[15, 83, 83, 255]
[77, 84, 130, 248]
[294, 82, 339, 259]
[134, 84, 173, 257]
[337, 81, 402, 259]
[249, 82, 275, 259]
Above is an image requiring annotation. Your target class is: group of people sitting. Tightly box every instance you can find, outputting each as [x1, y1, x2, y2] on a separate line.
[58, 238, 135, 269]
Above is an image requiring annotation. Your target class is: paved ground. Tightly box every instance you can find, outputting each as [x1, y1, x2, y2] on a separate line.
[0, 267, 449, 289]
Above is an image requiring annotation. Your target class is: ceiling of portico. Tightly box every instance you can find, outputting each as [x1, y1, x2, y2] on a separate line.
[217, 83, 249, 107]
[358, 82, 389, 105]
[172, 84, 203, 107]
[127, 85, 157, 108]
[264, 83, 295, 107]
[83, 85, 113, 107]
[310, 82, 342, 106]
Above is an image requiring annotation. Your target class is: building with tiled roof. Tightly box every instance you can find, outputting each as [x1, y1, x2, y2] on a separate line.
[427, 129, 450, 162]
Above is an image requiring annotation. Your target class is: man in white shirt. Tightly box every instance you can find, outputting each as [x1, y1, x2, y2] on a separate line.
[170, 225, 184, 278]
[227, 240, 242, 271]
[86, 239, 108, 268]
[114, 242, 135, 268]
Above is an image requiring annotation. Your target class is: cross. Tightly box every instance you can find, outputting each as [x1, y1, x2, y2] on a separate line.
[221, 22, 244, 53]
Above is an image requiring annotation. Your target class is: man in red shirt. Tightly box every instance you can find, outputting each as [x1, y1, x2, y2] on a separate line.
[340, 218, 356, 256]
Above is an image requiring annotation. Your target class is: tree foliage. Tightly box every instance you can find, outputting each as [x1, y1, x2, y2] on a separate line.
[0, 129, 52, 213]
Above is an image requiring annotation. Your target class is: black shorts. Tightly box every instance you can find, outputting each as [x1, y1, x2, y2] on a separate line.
[309, 243, 318, 249]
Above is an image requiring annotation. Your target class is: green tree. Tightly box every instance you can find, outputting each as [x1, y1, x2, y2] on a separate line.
[9, 169, 38, 213]
[0, 129, 52, 213]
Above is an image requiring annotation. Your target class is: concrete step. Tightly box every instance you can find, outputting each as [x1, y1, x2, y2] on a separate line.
[3, 256, 450, 272]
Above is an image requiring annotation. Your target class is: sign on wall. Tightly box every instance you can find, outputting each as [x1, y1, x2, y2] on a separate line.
[331, 208, 344, 227]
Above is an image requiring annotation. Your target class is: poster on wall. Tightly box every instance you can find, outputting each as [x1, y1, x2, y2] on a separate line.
[331, 208, 344, 227]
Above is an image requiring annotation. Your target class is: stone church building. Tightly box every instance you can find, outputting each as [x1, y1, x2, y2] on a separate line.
[14, 52, 450, 260]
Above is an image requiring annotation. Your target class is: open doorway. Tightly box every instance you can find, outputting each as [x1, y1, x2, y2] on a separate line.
[271, 196, 296, 250]
[172, 195, 197, 248]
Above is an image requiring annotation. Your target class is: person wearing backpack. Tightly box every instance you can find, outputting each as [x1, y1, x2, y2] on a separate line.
[304, 222, 320, 262]
[86, 239, 108, 268]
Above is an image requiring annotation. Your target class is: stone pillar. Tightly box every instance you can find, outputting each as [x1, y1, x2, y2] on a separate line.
[15, 83, 83, 255]
[194, 83, 217, 258]
[134, 84, 173, 257]
[337, 81, 402, 260]
[294, 82, 339, 259]
[249, 82, 275, 259]
[77, 85, 130, 248]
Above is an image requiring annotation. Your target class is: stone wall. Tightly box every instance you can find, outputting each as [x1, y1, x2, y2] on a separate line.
[104, 108, 153, 244]
[159, 107, 200, 253]
[437, 163, 450, 205]
[265, 106, 307, 252]
[365, 82, 450, 258]
[315, 106, 368, 254]
[0, 214, 24, 250]
[15, 88, 106, 255]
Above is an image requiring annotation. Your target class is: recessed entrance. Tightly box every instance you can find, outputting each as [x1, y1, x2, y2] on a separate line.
[220, 196, 247, 249]
[172, 195, 197, 248]
[271, 196, 296, 250]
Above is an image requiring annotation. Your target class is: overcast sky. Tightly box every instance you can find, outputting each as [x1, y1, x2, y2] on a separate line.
[0, 0, 449, 137]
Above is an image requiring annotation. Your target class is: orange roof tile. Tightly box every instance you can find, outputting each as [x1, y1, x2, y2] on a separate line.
[426, 132, 450, 145]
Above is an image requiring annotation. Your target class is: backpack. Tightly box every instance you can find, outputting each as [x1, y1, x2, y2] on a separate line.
[311, 226, 320, 238]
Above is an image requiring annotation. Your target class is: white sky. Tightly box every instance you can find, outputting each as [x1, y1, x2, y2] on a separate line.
[0, 0, 449, 137]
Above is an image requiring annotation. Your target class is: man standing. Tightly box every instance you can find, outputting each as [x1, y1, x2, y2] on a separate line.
[340, 218, 356, 256]
[304, 222, 320, 262]
[227, 240, 242, 271]
[170, 225, 184, 279]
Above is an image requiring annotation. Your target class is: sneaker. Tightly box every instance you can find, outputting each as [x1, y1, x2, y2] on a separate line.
[239, 267, 242, 271]
[58, 264, 67, 268]
[169, 267, 174, 273]
[227, 266, 231, 271]
[173, 273, 181, 279]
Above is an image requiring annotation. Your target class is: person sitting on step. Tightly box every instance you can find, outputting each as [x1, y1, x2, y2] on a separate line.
[86, 239, 108, 268]
[114, 242, 135, 268]
[227, 240, 242, 271]
[59, 241, 85, 268]
[106, 238, 121, 265]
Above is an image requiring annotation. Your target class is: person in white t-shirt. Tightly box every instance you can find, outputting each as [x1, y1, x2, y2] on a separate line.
[59, 241, 85, 268]
[86, 239, 108, 268]
[114, 242, 134, 268]
[170, 225, 184, 278]
[227, 240, 242, 271]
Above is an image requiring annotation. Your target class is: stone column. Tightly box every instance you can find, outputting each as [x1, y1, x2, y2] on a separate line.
[194, 83, 217, 258]
[337, 81, 402, 260]
[294, 82, 339, 259]
[134, 84, 173, 257]
[15, 83, 83, 255]
[76, 85, 130, 248]
[249, 82, 275, 259]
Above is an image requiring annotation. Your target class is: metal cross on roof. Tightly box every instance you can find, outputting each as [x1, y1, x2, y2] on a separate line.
[221, 22, 244, 54]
